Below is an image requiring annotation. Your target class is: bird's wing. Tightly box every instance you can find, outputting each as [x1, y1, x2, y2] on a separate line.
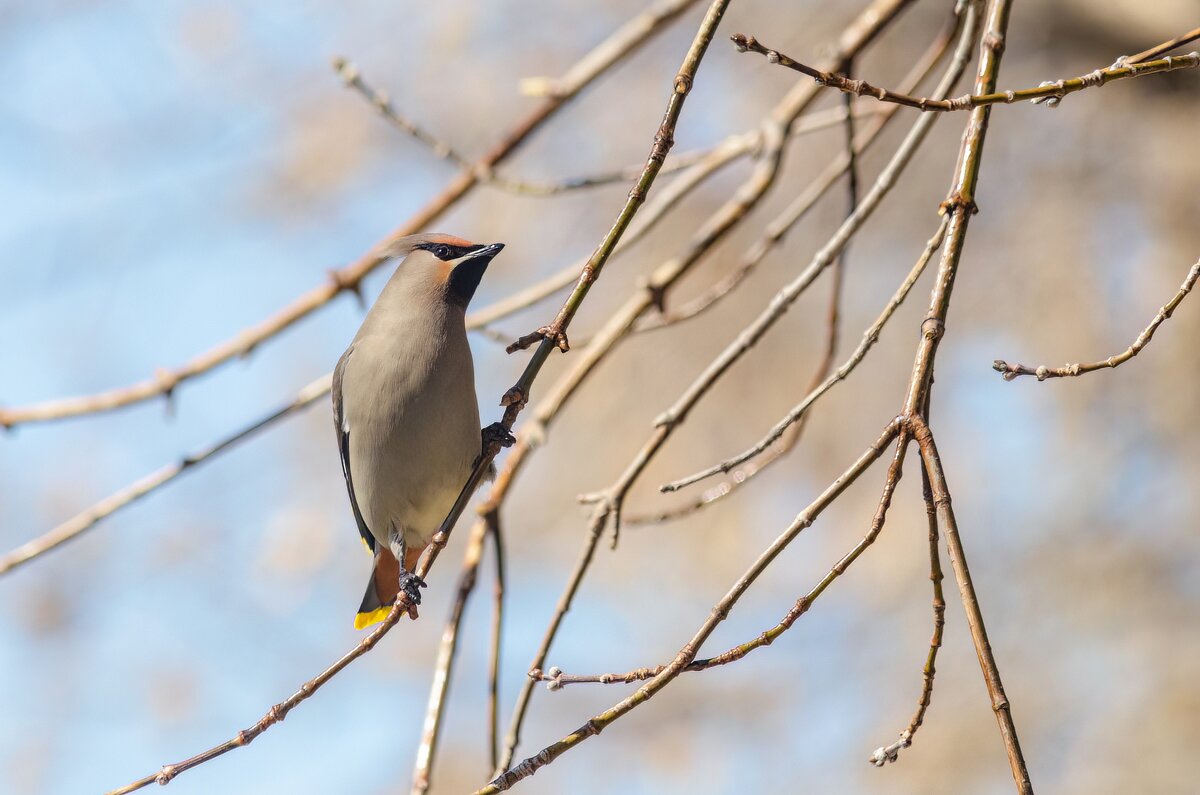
[333, 345, 375, 554]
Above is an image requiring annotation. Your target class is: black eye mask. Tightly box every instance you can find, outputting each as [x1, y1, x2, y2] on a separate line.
[418, 242, 484, 261]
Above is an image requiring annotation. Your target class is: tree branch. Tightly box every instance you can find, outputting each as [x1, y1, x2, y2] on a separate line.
[732, 33, 1198, 112]
[993, 257, 1198, 382]
[0, 0, 707, 429]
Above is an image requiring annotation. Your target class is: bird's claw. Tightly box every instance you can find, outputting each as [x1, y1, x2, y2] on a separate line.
[482, 422, 516, 449]
[399, 571, 427, 619]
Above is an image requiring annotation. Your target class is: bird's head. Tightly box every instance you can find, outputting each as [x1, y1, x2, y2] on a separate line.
[383, 233, 505, 308]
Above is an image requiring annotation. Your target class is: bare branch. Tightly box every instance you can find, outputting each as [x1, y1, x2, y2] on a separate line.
[0, 375, 331, 576]
[410, 522, 489, 795]
[103, 1, 735, 790]
[994, 257, 1199, 382]
[0, 0, 707, 429]
[1126, 26, 1200, 65]
[478, 421, 902, 793]
[732, 33, 1198, 112]
[533, 431, 910, 692]
[661, 214, 948, 493]
[892, 0, 1033, 786]
[486, 512, 506, 773]
[498, 0, 940, 772]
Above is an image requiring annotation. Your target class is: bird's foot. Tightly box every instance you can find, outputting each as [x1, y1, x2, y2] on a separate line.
[482, 422, 516, 450]
[399, 571, 427, 619]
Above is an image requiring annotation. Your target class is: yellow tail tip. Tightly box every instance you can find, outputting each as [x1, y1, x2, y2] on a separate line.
[354, 606, 391, 630]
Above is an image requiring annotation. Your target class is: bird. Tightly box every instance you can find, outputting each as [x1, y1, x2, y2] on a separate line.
[332, 233, 507, 629]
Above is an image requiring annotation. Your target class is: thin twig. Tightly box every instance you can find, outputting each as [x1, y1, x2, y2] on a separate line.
[893, 0, 1033, 788]
[1126, 26, 1200, 65]
[486, 511, 506, 773]
[870, 392, 944, 767]
[0, 375, 332, 576]
[477, 422, 901, 793]
[733, 33, 1198, 112]
[911, 418, 1028, 788]
[497, 0, 931, 773]
[334, 55, 739, 196]
[0, 0, 705, 429]
[467, 130, 754, 330]
[993, 257, 1199, 381]
[661, 214, 949, 493]
[104, 2, 733, 790]
[410, 522, 488, 795]
[625, 6, 965, 525]
[646, 64, 967, 498]
[532, 430, 910, 692]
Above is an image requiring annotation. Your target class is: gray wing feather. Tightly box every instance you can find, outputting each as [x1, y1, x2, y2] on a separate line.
[333, 346, 375, 553]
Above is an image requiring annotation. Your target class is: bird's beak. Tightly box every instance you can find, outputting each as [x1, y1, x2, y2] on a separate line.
[448, 243, 505, 304]
[465, 242, 505, 262]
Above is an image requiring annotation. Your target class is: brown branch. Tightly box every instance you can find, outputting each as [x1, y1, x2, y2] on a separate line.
[495, 113, 790, 776]
[910, 418, 1028, 788]
[486, 511, 506, 773]
[871, 392, 944, 766]
[661, 213, 949, 493]
[732, 33, 1198, 112]
[335, 54, 749, 197]
[891, 0, 1032, 788]
[1126, 26, 1200, 65]
[624, 6, 965, 525]
[993, 257, 1199, 381]
[0, 375, 331, 576]
[410, 521, 489, 795]
[477, 421, 902, 793]
[0, 0, 706, 430]
[497, 0, 936, 773]
[649, 46, 970, 499]
[103, 1, 734, 790]
[531, 430, 910, 693]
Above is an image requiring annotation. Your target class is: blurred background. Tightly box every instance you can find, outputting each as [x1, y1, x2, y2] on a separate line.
[1, 1, 1198, 793]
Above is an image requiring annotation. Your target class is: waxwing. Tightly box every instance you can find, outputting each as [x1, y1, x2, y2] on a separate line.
[332, 233, 505, 629]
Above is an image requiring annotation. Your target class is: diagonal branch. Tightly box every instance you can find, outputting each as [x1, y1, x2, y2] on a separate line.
[478, 421, 901, 793]
[103, 1, 734, 791]
[532, 430, 910, 692]
[496, 0, 931, 772]
[0, 374, 332, 576]
[993, 257, 1199, 382]
[661, 213, 948, 493]
[0, 0, 706, 430]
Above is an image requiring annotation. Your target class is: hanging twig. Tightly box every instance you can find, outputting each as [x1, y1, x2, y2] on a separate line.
[993, 257, 1199, 381]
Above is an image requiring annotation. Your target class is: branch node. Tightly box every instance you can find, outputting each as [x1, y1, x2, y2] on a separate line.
[920, 317, 945, 343]
[506, 325, 569, 354]
[499, 385, 528, 409]
[1030, 79, 1065, 107]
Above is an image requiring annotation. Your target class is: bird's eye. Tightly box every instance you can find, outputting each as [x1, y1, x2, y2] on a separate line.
[434, 245, 453, 260]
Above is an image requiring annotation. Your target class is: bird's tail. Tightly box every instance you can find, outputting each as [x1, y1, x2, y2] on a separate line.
[355, 548, 400, 630]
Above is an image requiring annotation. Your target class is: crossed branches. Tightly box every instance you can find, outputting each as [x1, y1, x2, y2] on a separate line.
[1, 1, 1195, 794]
